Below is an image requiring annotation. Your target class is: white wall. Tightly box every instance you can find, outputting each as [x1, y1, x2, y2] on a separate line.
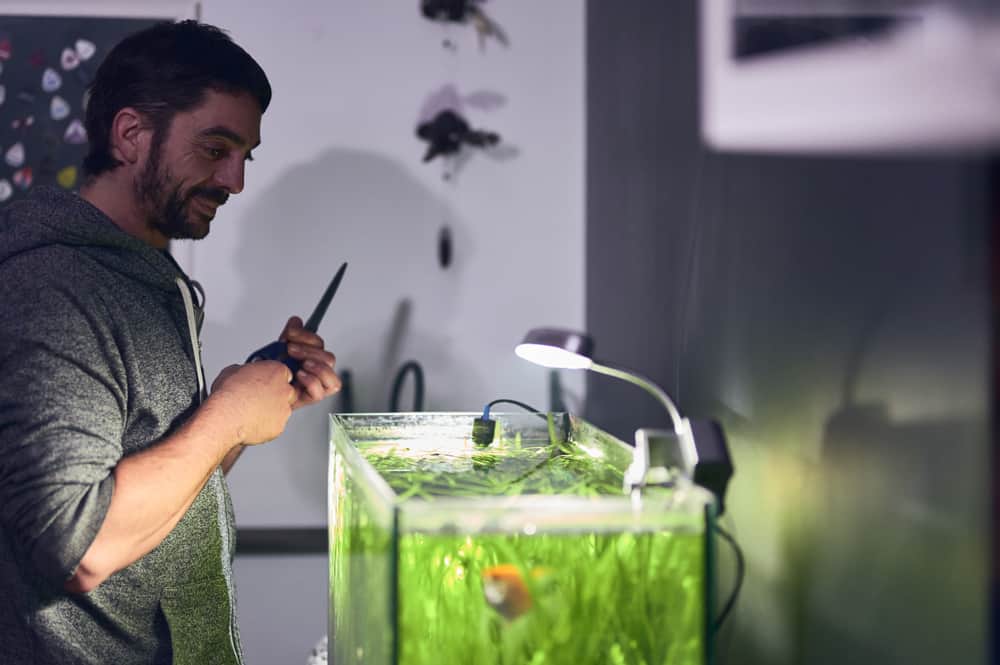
[173, 2, 585, 663]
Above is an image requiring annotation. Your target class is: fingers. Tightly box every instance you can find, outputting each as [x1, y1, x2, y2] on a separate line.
[289, 346, 340, 408]
[275, 315, 340, 409]
[288, 329, 324, 351]
[286, 341, 334, 365]
[263, 361, 297, 412]
[278, 315, 328, 349]
[292, 361, 341, 407]
[278, 316, 304, 343]
[210, 363, 242, 393]
[208, 360, 297, 445]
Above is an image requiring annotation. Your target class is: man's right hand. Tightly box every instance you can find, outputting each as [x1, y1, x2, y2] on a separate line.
[207, 361, 297, 446]
[67, 359, 298, 593]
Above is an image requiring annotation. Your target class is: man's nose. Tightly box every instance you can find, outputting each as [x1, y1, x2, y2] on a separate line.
[216, 158, 245, 195]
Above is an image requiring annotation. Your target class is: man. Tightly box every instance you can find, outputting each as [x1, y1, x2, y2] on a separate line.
[0, 21, 340, 664]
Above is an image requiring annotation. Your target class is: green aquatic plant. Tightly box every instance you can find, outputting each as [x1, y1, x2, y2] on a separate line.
[330, 424, 709, 665]
[363, 429, 624, 500]
[395, 530, 705, 665]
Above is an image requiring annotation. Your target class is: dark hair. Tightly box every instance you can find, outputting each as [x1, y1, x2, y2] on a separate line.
[83, 20, 272, 177]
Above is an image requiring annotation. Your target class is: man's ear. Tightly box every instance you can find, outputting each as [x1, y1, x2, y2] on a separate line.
[109, 107, 151, 165]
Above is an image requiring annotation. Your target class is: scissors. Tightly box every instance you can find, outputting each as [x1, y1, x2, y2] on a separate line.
[246, 261, 347, 376]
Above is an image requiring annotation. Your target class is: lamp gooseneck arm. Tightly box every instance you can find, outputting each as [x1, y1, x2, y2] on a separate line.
[588, 360, 684, 434]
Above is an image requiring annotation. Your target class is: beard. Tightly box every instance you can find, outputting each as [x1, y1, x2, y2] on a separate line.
[134, 141, 229, 242]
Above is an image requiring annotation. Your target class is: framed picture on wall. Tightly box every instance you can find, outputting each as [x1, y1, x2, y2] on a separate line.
[699, 0, 1000, 154]
[0, 1, 199, 205]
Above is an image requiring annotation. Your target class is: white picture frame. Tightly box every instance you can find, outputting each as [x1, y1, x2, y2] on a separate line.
[699, 0, 1000, 154]
[0, 1, 198, 19]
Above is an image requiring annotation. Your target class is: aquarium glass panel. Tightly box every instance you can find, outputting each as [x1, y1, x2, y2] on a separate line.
[329, 412, 715, 665]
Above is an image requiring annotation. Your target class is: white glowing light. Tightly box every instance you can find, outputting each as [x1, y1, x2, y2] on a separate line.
[515, 343, 592, 370]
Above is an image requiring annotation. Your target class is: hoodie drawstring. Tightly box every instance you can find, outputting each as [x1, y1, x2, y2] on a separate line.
[175, 277, 207, 404]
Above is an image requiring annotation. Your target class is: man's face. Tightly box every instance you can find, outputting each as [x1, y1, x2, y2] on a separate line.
[135, 89, 262, 244]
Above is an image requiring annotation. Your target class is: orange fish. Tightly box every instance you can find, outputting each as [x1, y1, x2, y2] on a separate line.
[481, 564, 548, 620]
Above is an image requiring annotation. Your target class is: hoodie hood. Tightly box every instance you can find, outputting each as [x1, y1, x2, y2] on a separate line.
[0, 186, 184, 294]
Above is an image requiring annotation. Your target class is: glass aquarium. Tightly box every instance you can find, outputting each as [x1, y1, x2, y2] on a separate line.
[329, 412, 717, 665]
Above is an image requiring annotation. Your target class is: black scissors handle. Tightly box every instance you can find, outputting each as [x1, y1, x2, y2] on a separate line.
[246, 340, 296, 372]
[246, 262, 348, 376]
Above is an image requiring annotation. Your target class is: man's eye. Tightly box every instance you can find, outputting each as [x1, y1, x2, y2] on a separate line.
[206, 147, 225, 159]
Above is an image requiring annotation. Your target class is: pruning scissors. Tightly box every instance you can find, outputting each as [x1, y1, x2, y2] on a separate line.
[246, 261, 348, 376]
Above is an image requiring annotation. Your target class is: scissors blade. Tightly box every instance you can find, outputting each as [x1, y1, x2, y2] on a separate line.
[304, 262, 347, 333]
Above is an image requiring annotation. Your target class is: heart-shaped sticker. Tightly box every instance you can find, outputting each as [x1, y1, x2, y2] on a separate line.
[64, 119, 87, 144]
[0, 39, 11, 61]
[57, 166, 78, 189]
[0, 179, 12, 202]
[76, 39, 96, 61]
[12, 167, 32, 190]
[42, 68, 61, 93]
[5, 142, 24, 168]
[50, 95, 70, 121]
[61, 47, 80, 71]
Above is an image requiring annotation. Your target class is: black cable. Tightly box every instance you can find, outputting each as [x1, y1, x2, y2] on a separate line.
[389, 361, 425, 412]
[472, 399, 552, 446]
[484, 398, 547, 421]
[338, 369, 354, 413]
[713, 524, 744, 632]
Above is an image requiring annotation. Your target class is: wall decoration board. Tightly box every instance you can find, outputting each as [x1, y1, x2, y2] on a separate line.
[0, 3, 196, 204]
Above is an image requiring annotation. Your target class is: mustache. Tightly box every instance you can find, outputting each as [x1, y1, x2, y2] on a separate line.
[187, 187, 229, 206]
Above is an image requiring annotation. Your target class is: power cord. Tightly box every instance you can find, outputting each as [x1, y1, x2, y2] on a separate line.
[713, 523, 744, 631]
[484, 398, 547, 419]
[472, 398, 548, 446]
[389, 361, 425, 412]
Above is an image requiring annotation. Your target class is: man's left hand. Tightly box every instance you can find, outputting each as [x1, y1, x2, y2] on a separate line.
[279, 316, 341, 410]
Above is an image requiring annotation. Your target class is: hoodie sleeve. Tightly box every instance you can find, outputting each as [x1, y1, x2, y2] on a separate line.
[0, 266, 126, 586]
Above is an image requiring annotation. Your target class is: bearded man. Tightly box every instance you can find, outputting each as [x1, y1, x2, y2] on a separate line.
[0, 21, 340, 664]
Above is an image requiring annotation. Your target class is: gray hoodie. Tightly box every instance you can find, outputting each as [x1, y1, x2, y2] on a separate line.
[0, 187, 243, 664]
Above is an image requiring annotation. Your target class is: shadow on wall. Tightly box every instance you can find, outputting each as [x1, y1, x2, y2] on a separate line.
[203, 147, 489, 511]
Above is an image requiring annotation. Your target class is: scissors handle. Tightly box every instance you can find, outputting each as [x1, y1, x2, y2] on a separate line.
[247, 262, 347, 381]
[246, 340, 301, 376]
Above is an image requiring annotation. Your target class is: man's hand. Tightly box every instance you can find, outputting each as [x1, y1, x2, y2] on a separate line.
[68, 360, 296, 593]
[279, 316, 341, 410]
[208, 360, 297, 445]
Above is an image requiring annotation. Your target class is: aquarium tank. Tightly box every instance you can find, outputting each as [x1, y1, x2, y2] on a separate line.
[329, 412, 718, 665]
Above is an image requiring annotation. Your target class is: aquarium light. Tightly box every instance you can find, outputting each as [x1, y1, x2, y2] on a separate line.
[516, 328, 683, 433]
[515, 328, 594, 370]
[514, 343, 593, 369]
[515, 327, 734, 514]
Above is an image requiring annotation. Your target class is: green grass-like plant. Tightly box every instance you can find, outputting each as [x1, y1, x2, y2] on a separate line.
[330, 429, 707, 665]
[396, 530, 704, 665]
